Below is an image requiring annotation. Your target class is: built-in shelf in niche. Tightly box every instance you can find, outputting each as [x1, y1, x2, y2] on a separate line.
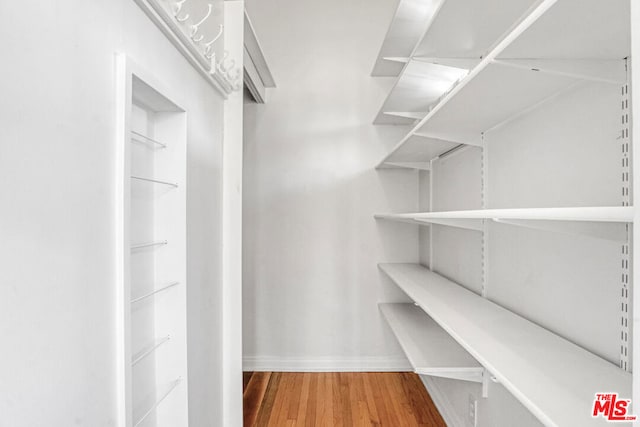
[116, 55, 188, 427]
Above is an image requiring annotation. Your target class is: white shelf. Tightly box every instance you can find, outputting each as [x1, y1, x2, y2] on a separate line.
[131, 281, 180, 304]
[378, 161, 431, 171]
[371, 0, 442, 77]
[379, 263, 631, 427]
[372, 0, 537, 77]
[498, 0, 630, 60]
[382, 111, 427, 121]
[377, 0, 629, 167]
[131, 130, 167, 149]
[374, 213, 423, 225]
[416, 61, 578, 146]
[375, 213, 482, 232]
[133, 378, 182, 427]
[380, 303, 483, 382]
[411, 0, 537, 60]
[377, 206, 633, 233]
[376, 207, 633, 239]
[412, 207, 634, 223]
[130, 240, 168, 251]
[374, 61, 467, 125]
[131, 175, 179, 188]
[132, 335, 171, 366]
[377, 134, 461, 170]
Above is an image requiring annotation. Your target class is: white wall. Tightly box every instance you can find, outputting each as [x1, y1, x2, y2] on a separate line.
[242, 0, 419, 370]
[0, 1, 225, 425]
[422, 74, 623, 427]
[431, 147, 483, 294]
[418, 171, 430, 267]
[423, 147, 544, 427]
[221, 2, 245, 426]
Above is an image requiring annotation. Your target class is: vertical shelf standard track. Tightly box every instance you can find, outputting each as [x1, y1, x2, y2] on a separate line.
[620, 73, 631, 372]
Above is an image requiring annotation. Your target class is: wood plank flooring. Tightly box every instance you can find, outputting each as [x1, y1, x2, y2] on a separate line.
[243, 372, 446, 426]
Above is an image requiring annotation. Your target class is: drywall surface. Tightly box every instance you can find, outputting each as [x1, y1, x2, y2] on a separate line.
[0, 1, 225, 425]
[427, 146, 543, 427]
[486, 81, 623, 364]
[221, 3, 245, 426]
[424, 75, 622, 427]
[431, 147, 483, 294]
[418, 171, 430, 267]
[242, 0, 418, 369]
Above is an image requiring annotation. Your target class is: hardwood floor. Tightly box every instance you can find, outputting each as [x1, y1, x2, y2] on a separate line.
[243, 372, 447, 427]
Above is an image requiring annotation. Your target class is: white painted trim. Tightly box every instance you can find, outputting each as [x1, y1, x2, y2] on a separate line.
[221, 3, 244, 427]
[421, 375, 465, 427]
[132, 0, 235, 98]
[243, 49, 266, 103]
[114, 52, 132, 427]
[243, 356, 411, 372]
[244, 10, 275, 88]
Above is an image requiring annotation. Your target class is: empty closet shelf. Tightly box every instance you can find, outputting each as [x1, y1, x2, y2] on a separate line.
[131, 175, 178, 188]
[131, 335, 171, 366]
[374, 213, 423, 225]
[133, 378, 182, 427]
[376, 206, 632, 227]
[130, 240, 168, 250]
[373, 61, 468, 125]
[131, 281, 180, 304]
[380, 303, 483, 382]
[377, 0, 629, 167]
[378, 263, 631, 427]
[130, 130, 167, 148]
[417, 207, 633, 222]
[376, 134, 463, 171]
[374, 213, 483, 232]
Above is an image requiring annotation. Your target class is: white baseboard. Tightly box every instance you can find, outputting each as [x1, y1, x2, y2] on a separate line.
[421, 375, 465, 427]
[243, 355, 411, 372]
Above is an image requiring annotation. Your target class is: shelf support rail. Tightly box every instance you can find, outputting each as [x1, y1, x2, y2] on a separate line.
[620, 62, 632, 372]
[481, 133, 488, 298]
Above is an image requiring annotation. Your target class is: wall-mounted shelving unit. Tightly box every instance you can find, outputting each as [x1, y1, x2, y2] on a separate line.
[370, 0, 538, 127]
[380, 303, 484, 383]
[380, 264, 631, 427]
[371, 0, 440, 77]
[116, 55, 188, 427]
[375, 206, 633, 237]
[373, 61, 467, 125]
[373, 0, 636, 425]
[377, 0, 629, 170]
